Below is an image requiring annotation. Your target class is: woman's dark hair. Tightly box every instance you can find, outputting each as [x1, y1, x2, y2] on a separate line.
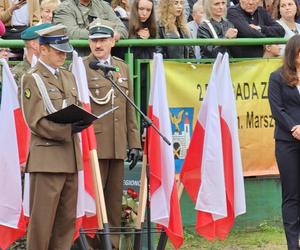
[128, 0, 157, 38]
[282, 35, 300, 86]
[272, 0, 300, 20]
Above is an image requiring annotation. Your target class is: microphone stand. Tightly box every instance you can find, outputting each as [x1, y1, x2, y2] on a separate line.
[102, 69, 171, 250]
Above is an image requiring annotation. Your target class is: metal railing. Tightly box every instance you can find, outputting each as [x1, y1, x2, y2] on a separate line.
[0, 37, 289, 48]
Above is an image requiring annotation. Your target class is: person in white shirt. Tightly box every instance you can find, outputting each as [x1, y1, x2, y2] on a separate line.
[275, 0, 300, 54]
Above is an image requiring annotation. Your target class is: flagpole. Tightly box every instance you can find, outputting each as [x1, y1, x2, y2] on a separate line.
[157, 180, 184, 250]
[102, 73, 171, 146]
[89, 149, 112, 249]
[133, 155, 147, 250]
[99, 71, 171, 250]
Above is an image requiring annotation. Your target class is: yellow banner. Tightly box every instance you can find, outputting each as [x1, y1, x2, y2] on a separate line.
[164, 59, 282, 176]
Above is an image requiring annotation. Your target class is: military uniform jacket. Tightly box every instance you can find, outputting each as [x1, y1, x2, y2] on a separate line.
[53, 0, 128, 39]
[21, 62, 83, 173]
[83, 54, 141, 159]
[12, 58, 31, 87]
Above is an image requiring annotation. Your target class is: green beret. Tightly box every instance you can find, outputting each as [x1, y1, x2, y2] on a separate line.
[21, 23, 53, 41]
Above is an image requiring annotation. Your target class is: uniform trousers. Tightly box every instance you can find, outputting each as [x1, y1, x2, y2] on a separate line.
[99, 159, 124, 249]
[26, 172, 78, 250]
[275, 140, 300, 250]
[88, 159, 124, 250]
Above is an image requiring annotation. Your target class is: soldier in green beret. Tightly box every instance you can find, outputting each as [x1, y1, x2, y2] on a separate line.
[12, 23, 52, 86]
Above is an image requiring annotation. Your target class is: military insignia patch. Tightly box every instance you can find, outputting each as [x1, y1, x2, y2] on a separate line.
[24, 88, 31, 99]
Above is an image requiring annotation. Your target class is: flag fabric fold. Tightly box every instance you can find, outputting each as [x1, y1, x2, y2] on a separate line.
[0, 59, 27, 249]
[72, 51, 98, 237]
[147, 53, 183, 249]
[180, 53, 246, 240]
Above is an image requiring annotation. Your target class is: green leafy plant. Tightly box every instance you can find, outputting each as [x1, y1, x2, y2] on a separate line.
[119, 188, 139, 250]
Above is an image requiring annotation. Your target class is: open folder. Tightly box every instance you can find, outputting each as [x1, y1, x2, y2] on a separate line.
[46, 104, 118, 124]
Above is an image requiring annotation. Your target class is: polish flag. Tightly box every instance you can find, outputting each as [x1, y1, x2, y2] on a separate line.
[206, 53, 246, 239]
[72, 51, 98, 237]
[0, 59, 27, 249]
[180, 53, 246, 240]
[147, 53, 183, 249]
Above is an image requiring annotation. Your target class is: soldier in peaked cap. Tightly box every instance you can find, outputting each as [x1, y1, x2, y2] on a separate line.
[21, 24, 89, 250]
[12, 23, 52, 86]
[81, 21, 142, 249]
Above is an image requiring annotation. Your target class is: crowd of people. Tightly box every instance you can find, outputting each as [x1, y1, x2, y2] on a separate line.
[0, 0, 299, 60]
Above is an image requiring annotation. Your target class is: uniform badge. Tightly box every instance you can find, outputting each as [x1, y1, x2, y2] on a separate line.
[24, 88, 31, 99]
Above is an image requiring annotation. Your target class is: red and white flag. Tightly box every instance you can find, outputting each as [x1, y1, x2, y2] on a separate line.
[211, 53, 245, 238]
[72, 51, 98, 237]
[180, 53, 246, 240]
[147, 53, 183, 249]
[0, 59, 28, 249]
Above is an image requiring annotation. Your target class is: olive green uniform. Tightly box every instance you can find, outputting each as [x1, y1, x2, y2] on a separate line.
[83, 54, 141, 249]
[53, 0, 128, 39]
[12, 58, 31, 86]
[21, 62, 83, 250]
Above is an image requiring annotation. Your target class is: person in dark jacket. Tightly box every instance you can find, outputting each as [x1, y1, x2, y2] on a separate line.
[227, 0, 285, 58]
[197, 0, 238, 58]
[157, 0, 194, 59]
[128, 0, 157, 115]
[268, 35, 300, 250]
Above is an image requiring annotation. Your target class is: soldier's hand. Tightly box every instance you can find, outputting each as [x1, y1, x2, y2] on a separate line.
[127, 148, 142, 170]
[71, 120, 91, 134]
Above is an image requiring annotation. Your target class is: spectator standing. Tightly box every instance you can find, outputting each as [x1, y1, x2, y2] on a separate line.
[263, 0, 276, 14]
[154, 0, 190, 21]
[0, 47, 9, 59]
[187, 0, 198, 21]
[129, 0, 157, 115]
[227, 0, 285, 58]
[198, 0, 237, 58]
[112, 0, 130, 19]
[0, 0, 40, 39]
[82, 22, 142, 249]
[21, 24, 87, 250]
[268, 35, 300, 250]
[112, 0, 130, 28]
[276, 0, 300, 37]
[188, 0, 204, 59]
[263, 44, 281, 57]
[53, 0, 128, 40]
[158, 0, 194, 58]
[40, 0, 61, 23]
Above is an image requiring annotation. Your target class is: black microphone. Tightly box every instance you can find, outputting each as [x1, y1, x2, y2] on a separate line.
[89, 61, 119, 73]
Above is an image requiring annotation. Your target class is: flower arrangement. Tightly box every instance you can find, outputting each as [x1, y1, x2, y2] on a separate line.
[119, 188, 139, 250]
[121, 188, 139, 228]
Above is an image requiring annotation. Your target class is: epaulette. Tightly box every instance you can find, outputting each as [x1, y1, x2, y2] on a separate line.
[59, 66, 70, 71]
[112, 56, 124, 62]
